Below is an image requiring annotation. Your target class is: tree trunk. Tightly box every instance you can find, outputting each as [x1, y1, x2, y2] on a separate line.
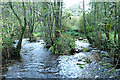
[9, 2, 24, 55]
[83, 0, 92, 44]
[104, 2, 109, 42]
[118, 2, 120, 48]
[96, 3, 102, 46]
[60, 1, 63, 29]
[55, 0, 60, 38]
[46, 2, 53, 45]
[16, 2, 26, 53]
[107, 3, 113, 42]
[114, 2, 117, 43]
[29, 2, 35, 42]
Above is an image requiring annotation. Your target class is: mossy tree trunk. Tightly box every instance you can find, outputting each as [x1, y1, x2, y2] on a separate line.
[9, 2, 27, 54]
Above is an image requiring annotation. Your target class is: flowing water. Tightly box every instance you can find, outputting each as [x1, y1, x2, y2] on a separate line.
[2, 38, 120, 79]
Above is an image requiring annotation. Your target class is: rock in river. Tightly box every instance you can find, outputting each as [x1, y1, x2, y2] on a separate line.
[76, 62, 86, 65]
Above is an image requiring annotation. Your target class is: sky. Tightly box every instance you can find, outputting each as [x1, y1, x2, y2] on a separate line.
[64, 0, 90, 10]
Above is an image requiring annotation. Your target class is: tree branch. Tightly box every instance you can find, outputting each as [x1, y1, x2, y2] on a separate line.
[9, 2, 23, 28]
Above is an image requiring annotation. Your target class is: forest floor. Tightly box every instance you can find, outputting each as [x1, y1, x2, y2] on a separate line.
[1, 38, 120, 79]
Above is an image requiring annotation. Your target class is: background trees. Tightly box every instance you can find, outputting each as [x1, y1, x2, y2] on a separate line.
[1, 0, 76, 59]
[79, 1, 120, 68]
[1, 1, 120, 67]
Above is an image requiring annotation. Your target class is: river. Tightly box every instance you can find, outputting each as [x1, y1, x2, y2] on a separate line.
[2, 38, 120, 79]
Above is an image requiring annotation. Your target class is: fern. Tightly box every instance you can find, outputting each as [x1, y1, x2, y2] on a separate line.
[49, 46, 54, 53]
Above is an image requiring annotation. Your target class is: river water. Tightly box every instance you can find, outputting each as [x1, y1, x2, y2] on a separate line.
[2, 38, 120, 79]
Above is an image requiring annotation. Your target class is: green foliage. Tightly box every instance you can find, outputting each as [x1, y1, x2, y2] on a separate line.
[2, 27, 14, 49]
[61, 16, 79, 30]
[2, 37, 13, 48]
[33, 33, 42, 37]
[52, 32, 76, 55]
[77, 14, 91, 33]
[49, 46, 54, 53]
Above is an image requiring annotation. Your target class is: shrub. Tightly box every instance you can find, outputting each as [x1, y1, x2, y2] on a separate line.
[49, 32, 76, 55]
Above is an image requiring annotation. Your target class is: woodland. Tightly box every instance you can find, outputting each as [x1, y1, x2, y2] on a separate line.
[0, 0, 120, 79]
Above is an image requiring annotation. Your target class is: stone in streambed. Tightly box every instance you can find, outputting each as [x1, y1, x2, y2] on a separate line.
[78, 59, 82, 61]
[76, 62, 86, 65]
[78, 37, 83, 41]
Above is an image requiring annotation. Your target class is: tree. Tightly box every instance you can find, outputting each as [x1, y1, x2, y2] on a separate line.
[54, 0, 61, 38]
[114, 2, 117, 43]
[28, 2, 35, 42]
[118, 1, 120, 48]
[9, 2, 27, 54]
[83, 0, 92, 44]
[104, 2, 108, 41]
